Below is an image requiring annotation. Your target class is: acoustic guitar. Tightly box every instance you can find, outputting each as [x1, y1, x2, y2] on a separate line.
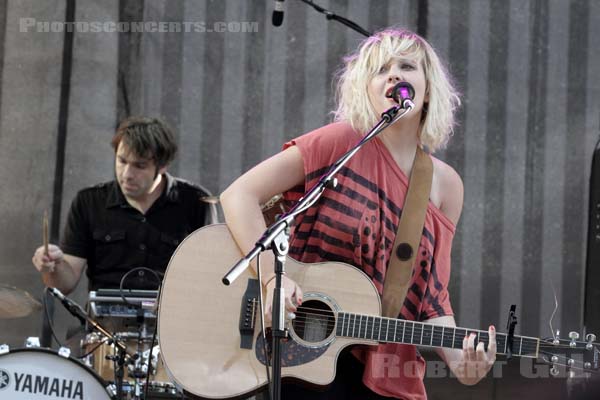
[158, 224, 599, 399]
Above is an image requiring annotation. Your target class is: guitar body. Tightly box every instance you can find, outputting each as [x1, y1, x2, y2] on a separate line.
[158, 224, 381, 399]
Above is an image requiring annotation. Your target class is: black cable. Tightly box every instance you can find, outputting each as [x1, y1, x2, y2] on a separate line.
[118, 266, 162, 400]
[256, 254, 273, 400]
[75, 338, 107, 359]
[297, 0, 372, 37]
[118, 266, 162, 305]
[144, 321, 159, 399]
[42, 287, 64, 348]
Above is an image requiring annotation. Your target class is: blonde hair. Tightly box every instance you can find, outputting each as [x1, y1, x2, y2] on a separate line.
[333, 28, 460, 153]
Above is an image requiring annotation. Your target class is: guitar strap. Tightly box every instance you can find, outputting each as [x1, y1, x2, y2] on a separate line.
[382, 146, 433, 318]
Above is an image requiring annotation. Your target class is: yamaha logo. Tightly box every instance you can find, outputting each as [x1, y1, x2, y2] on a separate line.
[0, 369, 9, 390]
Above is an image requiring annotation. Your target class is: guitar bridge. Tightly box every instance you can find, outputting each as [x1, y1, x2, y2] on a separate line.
[238, 278, 259, 349]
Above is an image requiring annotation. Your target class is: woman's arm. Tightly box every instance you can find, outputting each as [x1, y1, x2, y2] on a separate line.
[220, 145, 306, 321]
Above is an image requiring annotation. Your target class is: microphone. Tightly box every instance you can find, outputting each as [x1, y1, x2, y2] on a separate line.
[47, 287, 87, 325]
[272, 0, 285, 26]
[386, 82, 415, 109]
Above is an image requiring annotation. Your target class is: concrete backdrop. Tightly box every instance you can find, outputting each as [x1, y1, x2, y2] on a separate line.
[0, 1, 599, 398]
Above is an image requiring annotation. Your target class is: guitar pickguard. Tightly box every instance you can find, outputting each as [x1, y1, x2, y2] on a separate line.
[255, 297, 337, 367]
[255, 328, 330, 367]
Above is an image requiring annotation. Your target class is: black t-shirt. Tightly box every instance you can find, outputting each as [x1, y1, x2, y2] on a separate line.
[60, 174, 214, 290]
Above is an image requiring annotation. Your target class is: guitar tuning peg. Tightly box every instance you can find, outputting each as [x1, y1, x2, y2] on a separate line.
[553, 330, 560, 345]
[586, 333, 596, 342]
[569, 331, 579, 347]
[569, 331, 580, 340]
[586, 333, 596, 350]
[550, 366, 560, 376]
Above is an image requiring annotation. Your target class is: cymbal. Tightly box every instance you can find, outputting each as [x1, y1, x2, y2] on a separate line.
[0, 284, 42, 318]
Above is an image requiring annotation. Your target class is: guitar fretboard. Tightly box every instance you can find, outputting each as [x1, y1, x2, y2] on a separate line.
[335, 312, 539, 358]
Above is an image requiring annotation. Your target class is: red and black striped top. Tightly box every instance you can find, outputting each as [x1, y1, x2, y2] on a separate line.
[283, 122, 456, 399]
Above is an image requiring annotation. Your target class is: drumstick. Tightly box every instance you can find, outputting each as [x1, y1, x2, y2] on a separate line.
[43, 210, 49, 256]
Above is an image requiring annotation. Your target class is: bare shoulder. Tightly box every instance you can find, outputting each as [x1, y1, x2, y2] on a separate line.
[431, 156, 464, 226]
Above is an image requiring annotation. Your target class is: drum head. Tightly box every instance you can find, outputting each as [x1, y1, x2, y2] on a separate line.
[0, 348, 112, 399]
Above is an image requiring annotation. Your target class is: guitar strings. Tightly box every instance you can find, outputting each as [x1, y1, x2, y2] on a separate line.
[291, 312, 494, 337]
[271, 305, 579, 350]
[290, 317, 504, 341]
[292, 313, 583, 354]
[289, 321, 542, 354]
[282, 311, 568, 357]
[292, 311, 595, 354]
[261, 302, 600, 349]
[277, 313, 586, 368]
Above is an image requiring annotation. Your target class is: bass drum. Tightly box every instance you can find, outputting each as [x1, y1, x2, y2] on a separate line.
[0, 347, 113, 399]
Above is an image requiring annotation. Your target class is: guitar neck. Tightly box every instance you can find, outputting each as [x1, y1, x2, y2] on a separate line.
[336, 312, 539, 358]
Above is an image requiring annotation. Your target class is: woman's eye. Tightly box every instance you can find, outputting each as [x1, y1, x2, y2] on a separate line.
[378, 65, 388, 74]
[401, 63, 415, 70]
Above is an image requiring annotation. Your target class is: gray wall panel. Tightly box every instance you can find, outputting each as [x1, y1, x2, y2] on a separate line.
[56, 0, 120, 338]
[442, 0, 470, 320]
[140, 0, 166, 119]
[540, 0, 569, 339]
[0, 0, 66, 345]
[499, 0, 530, 333]
[459, 0, 490, 330]
[304, 0, 328, 133]
[159, 0, 185, 175]
[262, 3, 287, 158]
[219, 1, 248, 190]
[481, 0, 509, 330]
[179, 0, 207, 184]
[562, 0, 590, 333]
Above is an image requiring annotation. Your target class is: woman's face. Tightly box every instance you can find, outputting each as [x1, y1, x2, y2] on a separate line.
[367, 54, 428, 119]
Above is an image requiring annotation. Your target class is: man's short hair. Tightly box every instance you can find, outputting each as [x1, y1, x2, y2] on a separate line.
[111, 116, 177, 168]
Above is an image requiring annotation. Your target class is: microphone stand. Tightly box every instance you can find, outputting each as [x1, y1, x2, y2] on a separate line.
[223, 103, 412, 400]
[47, 287, 133, 400]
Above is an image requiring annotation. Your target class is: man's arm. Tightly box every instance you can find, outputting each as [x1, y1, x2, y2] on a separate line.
[32, 244, 86, 295]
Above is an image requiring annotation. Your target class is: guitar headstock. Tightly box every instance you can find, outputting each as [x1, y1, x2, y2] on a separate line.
[539, 332, 600, 377]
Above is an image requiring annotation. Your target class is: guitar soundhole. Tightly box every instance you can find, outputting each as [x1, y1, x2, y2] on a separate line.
[291, 300, 335, 343]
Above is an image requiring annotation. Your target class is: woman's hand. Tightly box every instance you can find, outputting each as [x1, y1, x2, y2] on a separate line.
[262, 274, 303, 325]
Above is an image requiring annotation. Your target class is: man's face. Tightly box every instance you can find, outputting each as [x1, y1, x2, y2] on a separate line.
[115, 142, 165, 200]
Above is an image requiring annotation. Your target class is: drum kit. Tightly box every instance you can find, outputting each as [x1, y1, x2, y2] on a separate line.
[0, 284, 181, 400]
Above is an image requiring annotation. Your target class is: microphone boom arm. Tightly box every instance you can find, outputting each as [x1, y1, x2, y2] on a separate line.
[47, 287, 128, 353]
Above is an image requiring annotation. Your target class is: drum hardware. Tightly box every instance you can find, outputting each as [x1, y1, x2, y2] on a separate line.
[24, 336, 41, 348]
[0, 346, 113, 399]
[88, 289, 159, 334]
[85, 288, 178, 399]
[47, 287, 144, 399]
[42, 286, 178, 399]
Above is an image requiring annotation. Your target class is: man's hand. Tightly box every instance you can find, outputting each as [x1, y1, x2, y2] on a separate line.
[32, 244, 64, 273]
